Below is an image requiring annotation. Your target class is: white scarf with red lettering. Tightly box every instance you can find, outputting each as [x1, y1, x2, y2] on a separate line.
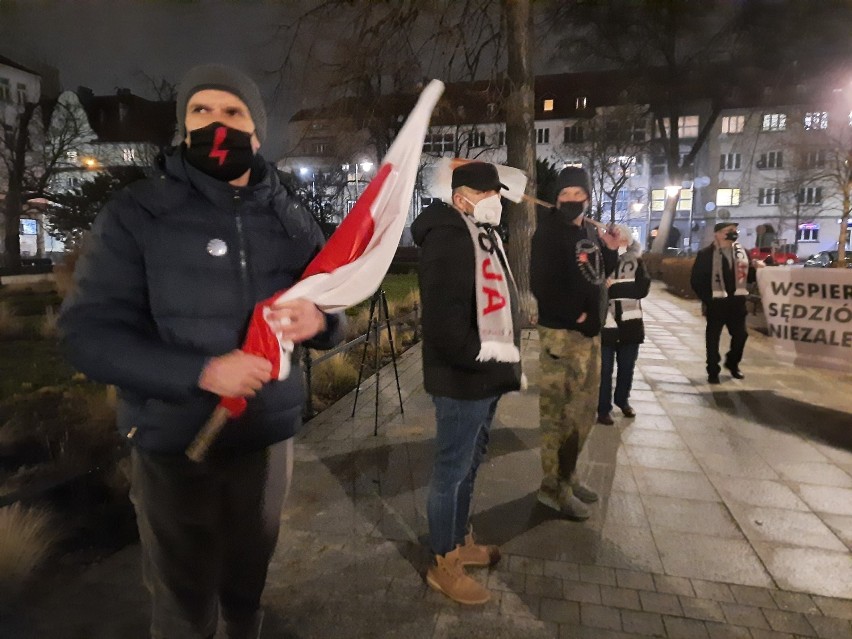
[461, 214, 520, 362]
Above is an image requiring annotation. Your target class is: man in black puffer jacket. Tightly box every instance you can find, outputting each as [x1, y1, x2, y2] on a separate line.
[59, 65, 343, 639]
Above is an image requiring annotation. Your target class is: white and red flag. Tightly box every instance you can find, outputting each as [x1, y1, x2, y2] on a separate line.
[187, 79, 444, 460]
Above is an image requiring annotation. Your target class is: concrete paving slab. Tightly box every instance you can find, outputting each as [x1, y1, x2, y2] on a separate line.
[6, 283, 852, 638]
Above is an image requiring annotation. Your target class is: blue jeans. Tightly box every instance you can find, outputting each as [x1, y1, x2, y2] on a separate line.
[427, 394, 500, 556]
[598, 342, 640, 416]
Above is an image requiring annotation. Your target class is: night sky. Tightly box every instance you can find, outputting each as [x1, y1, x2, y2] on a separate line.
[0, 0, 322, 158]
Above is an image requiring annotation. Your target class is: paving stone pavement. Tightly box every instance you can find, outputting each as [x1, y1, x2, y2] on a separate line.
[4, 283, 852, 639]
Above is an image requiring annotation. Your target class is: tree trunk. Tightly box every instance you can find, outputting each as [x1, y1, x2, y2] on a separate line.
[651, 192, 679, 254]
[2, 102, 37, 271]
[3, 186, 23, 270]
[502, 0, 537, 324]
[838, 182, 850, 266]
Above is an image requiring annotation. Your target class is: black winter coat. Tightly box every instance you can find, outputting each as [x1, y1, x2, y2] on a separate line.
[410, 202, 522, 400]
[59, 148, 343, 455]
[530, 210, 618, 337]
[690, 243, 755, 316]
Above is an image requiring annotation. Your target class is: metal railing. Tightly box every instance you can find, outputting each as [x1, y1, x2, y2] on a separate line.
[302, 303, 420, 418]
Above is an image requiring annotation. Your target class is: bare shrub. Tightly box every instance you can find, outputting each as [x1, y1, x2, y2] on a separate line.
[0, 504, 61, 590]
[660, 257, 697, 299]
[40, 306, 58, 339]
[0, 302, 24, 340]
[345, 307, 370, 340]
[310, 353, 359, 400]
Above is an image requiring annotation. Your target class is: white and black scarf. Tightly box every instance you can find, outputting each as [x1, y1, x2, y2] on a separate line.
[604, 245, 642, 328]
[712, 241, 750, 298]
[461, 215, 520, 362]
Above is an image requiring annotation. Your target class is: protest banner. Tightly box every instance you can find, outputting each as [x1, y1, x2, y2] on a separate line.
[756, 267, 852, 373]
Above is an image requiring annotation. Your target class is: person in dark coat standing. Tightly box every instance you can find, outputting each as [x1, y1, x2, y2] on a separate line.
[530, 166, 620, 521]
[690, 222, 761, 384]
[597, 224, 651, 425]
[59, 65, 343, 639]
[411, 162, 522, 606]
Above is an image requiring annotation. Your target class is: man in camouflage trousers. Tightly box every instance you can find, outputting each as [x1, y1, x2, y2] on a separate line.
[530, 167, 619, 520]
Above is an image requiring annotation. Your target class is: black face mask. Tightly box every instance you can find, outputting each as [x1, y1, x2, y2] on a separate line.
[185, 122, 255, 181]
[725, 231, 739, 241]
[559, 201, 586, 221]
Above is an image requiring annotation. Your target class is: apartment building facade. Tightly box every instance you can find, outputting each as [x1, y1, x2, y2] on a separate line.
[280, 63, 851, 257]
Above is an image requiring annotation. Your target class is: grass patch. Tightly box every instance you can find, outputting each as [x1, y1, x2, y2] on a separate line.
[0, 339, 76, 401]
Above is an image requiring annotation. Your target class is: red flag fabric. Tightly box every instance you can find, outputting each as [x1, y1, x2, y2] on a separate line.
[217, 80, 444, 420]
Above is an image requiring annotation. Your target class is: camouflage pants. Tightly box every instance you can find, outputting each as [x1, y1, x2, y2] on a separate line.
[538, 326, 600, 494]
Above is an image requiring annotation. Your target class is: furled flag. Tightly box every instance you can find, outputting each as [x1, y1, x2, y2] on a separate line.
[426, 156, 529, 204]
[186, 79, 445, 461]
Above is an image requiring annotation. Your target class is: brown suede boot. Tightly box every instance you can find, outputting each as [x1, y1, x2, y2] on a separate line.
[426, 547, 491, 605]
[457, 530, 501, 568]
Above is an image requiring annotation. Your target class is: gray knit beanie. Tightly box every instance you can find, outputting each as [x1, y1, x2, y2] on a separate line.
[176, 64, 267, 143]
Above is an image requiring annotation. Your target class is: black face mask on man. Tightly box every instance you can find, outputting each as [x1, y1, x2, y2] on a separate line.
[185, 122, 255, 181]
[725, 231, 739, 241]
[558, 201, 586, 221]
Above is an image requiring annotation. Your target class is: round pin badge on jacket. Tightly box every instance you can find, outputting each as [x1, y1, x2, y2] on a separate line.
[207, 239, 228, 257]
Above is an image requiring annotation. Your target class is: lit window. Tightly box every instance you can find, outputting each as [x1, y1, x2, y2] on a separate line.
[66, 150, 78, 160]
[804, 111, 828, 130]
[720, 153, 741, 171]
[716, 188, 741, 206]
[680, 116, 699, 137]
[575, 96, 587, 109]
[651, 189, 666, 212]
[797, 224, 819, 242]
[543, 99, 554, 112]
[662, 116, 699, 138]
[122, 148, 136, 163]
[761, 113, 787, 131]
[677, 188, 693, 212]
[721, 115, 745, 134]
[758, 188, 780, 205]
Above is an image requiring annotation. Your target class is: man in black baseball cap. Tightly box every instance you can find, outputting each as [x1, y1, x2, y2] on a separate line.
[410, 162, 522, 604]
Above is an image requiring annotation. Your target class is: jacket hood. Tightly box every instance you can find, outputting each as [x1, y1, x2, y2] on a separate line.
[411, 201, 467, 246]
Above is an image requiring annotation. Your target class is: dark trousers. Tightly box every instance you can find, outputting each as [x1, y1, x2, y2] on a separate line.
[598, 342, 640, 415]
[705, 299, 748, 376]
[427, 395, 500, 556]
[130, 439, 293, 639]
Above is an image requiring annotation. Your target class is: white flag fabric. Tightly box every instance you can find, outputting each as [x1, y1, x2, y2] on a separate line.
[425, 156, 529, 204]
[262, 79, 445, 381]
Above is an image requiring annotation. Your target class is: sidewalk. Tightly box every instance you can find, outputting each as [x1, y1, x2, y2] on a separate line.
[5, 283, 852, 639]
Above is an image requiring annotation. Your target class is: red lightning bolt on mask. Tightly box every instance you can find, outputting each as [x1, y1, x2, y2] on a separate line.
[209, 126, 229, 165]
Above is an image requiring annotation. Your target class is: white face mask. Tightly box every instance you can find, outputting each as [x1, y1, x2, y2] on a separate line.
[463, 194, 502, 226]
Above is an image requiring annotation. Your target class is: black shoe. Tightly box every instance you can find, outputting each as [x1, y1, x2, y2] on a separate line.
[596, 413, 615, 425]
[708, 374, 720, 384]
[725, 364, 745, 379]
[617, 404, 636, 418]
